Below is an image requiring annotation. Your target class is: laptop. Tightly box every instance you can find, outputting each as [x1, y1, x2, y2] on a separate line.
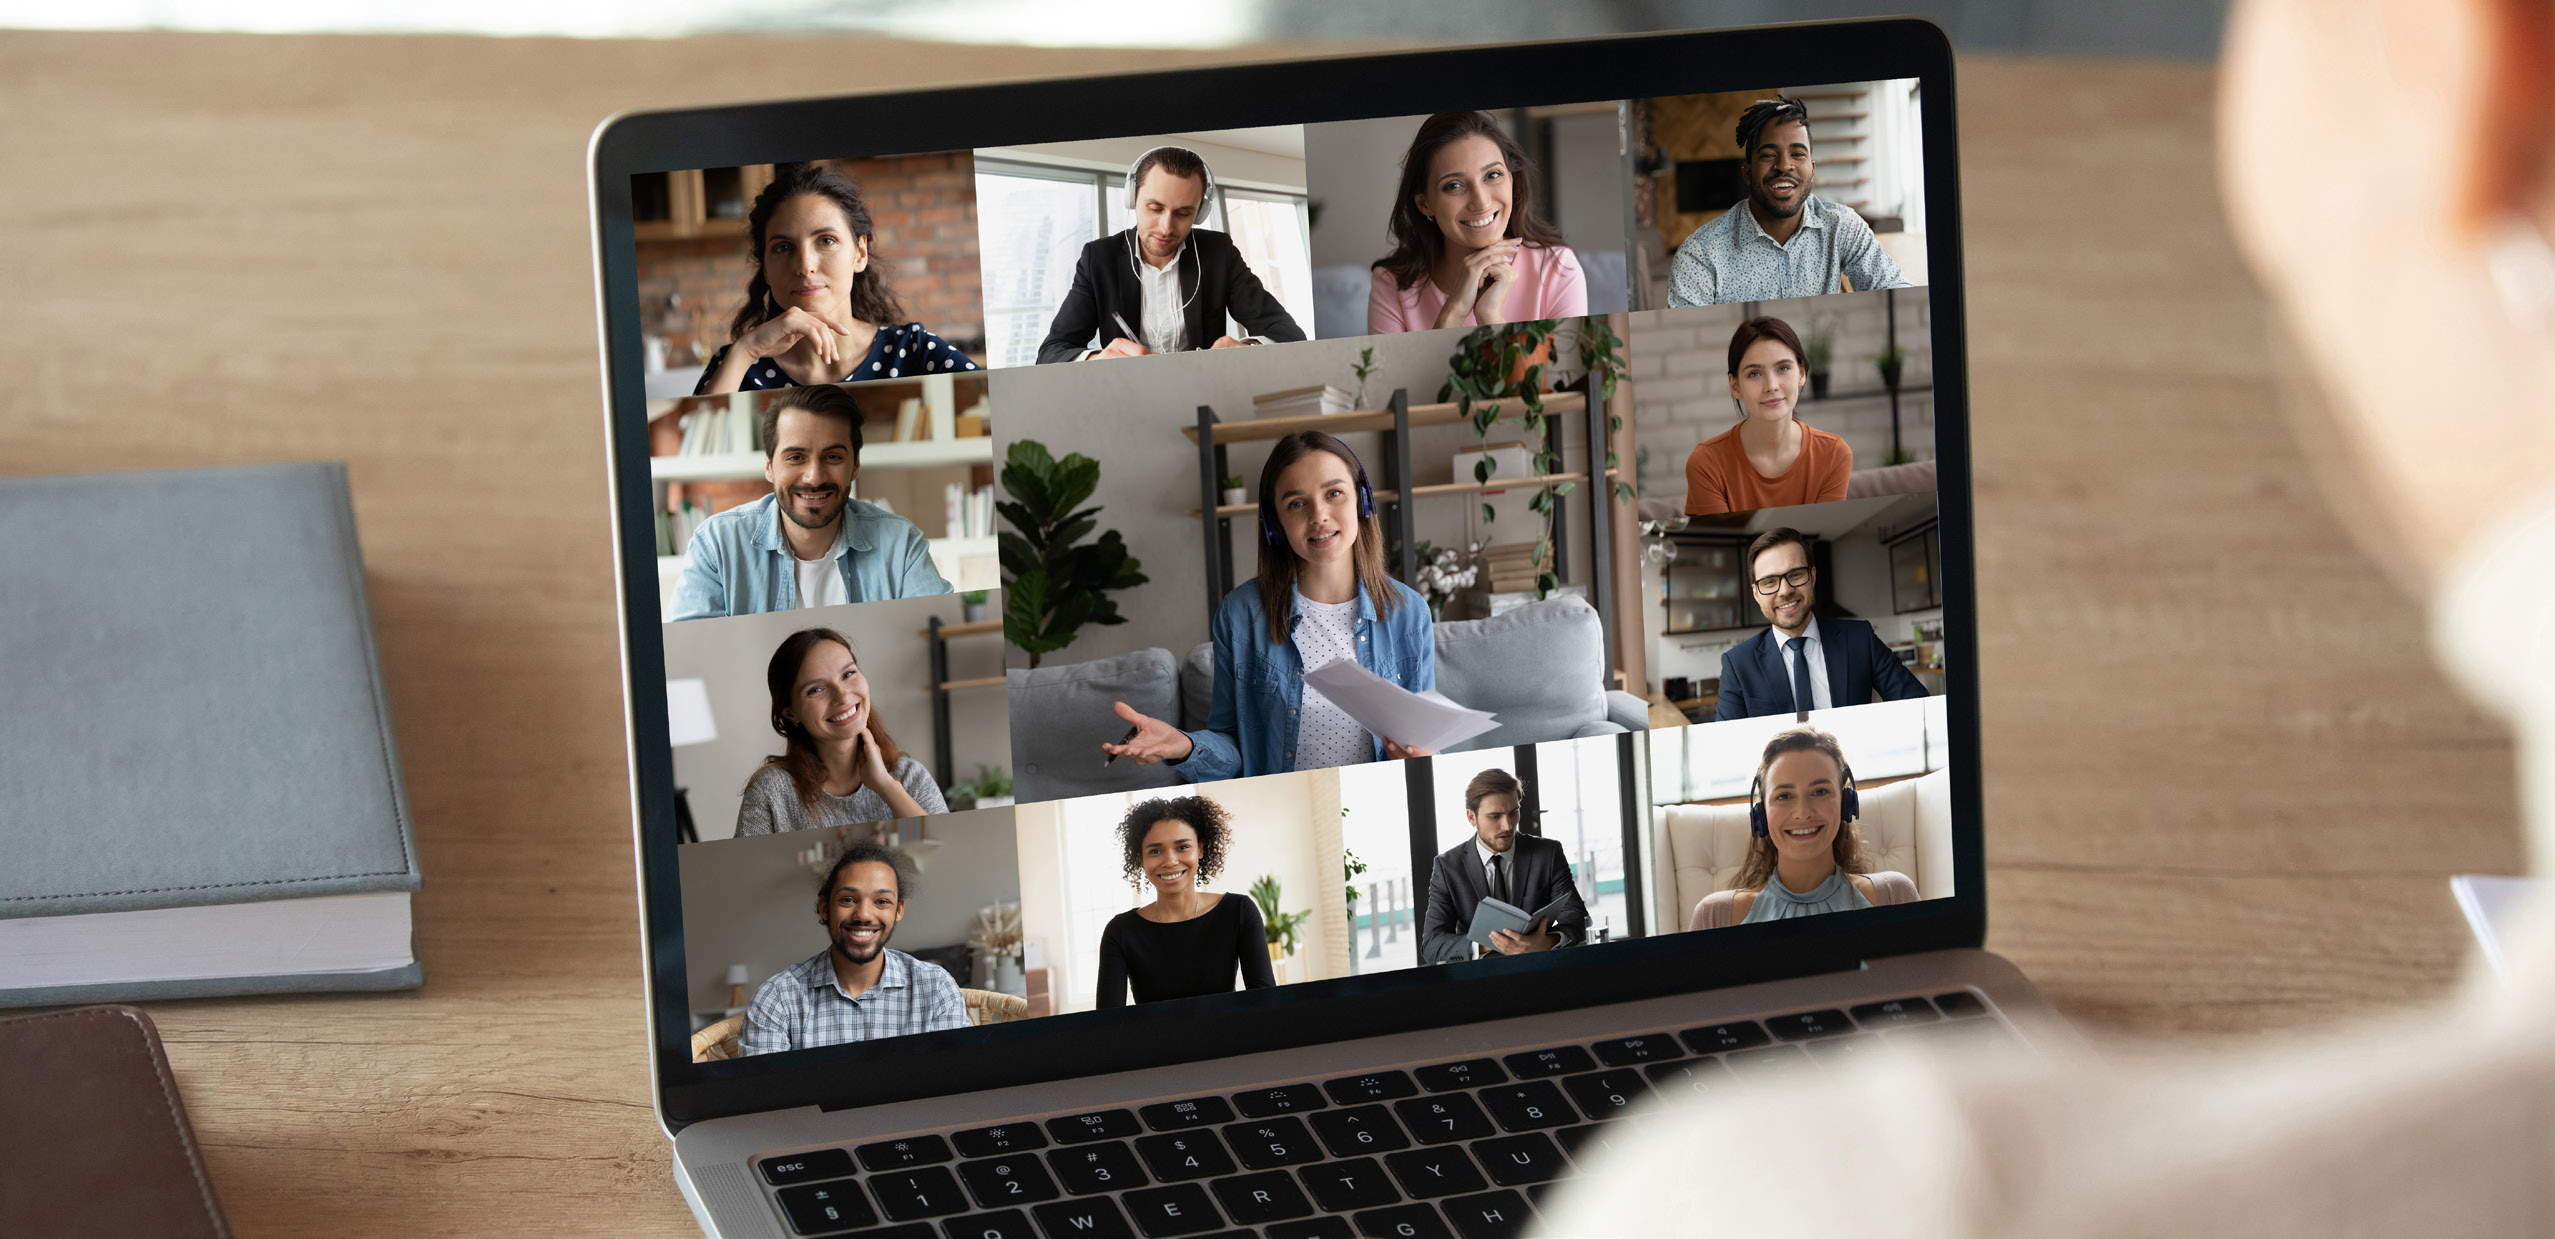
[590, 19, 2062, 1238]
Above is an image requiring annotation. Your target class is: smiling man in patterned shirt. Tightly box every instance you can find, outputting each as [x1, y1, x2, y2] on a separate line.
[739, 841, 970, 1054]
[1667, 94, 1910, 306]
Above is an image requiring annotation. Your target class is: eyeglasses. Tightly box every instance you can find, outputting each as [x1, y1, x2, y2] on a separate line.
[1750, 566, 1813, 595]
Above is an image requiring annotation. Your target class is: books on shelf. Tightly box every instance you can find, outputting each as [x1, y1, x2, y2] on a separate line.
[673, 392, 758, 457]
[1252, 384, 1354, 419]
[1483, 540, 1550, 595]
[943, 483, 998, 540]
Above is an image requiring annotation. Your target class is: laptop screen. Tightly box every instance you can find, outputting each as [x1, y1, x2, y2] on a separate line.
[600, 28, 1974, 1121]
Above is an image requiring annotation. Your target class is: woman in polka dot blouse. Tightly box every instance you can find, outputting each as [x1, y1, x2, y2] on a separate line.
[694, 163, 979, 395]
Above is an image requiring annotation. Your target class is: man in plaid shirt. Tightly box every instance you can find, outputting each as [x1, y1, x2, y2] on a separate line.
[741, 841, 971, 1054]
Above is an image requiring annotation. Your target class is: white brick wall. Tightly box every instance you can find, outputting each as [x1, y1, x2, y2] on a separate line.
[1627, 289, 1935, 502]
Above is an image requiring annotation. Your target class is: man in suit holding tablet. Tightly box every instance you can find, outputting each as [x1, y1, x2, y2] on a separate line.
[1714, 527, 1930, 721]
[1419, 769, 1588, 963]
[1035, 146, 1306, 363]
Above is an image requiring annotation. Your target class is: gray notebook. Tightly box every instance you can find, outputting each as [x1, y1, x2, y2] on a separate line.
[0, 462, 422, 1005]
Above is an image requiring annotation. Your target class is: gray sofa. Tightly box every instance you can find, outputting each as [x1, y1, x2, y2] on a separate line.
[1008, 594, 1648, 803]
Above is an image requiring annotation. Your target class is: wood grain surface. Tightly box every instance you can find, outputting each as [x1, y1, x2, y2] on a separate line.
[0, 32, 2522, 1236]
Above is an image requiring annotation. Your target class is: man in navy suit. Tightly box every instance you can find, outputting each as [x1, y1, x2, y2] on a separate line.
[1714, 527, 1929, 721]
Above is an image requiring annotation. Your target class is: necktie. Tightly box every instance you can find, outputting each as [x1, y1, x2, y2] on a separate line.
[1787, 635, 1815, 714]
[1491, 853, 1511, 905]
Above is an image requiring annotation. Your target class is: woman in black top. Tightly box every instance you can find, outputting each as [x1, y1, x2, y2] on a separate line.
[1095, 795, 1276, 1007]
[694, 162, 979, 394]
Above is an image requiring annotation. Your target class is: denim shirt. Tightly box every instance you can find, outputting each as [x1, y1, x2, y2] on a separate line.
[667, 493, 951, 622]
[1175, 578, 1435, 783]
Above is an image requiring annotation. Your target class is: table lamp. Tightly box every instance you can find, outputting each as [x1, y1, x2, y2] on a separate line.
[724, 963, 750, 1009]
[665, 680, 717, 842]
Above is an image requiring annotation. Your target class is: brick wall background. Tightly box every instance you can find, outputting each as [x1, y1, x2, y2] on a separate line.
[1626, 289, 1933, 503]
[636, 152, 984, 372]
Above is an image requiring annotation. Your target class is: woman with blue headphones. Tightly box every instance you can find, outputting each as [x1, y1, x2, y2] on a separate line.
[1105, 430, 1437, 780]
[1687, 726, 1917, 929]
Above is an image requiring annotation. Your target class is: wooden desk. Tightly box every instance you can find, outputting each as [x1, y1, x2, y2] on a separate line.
[0, 34, 2520, 1237]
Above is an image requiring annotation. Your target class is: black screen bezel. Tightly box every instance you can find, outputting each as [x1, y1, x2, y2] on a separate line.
[589, 18, 1978, 1132]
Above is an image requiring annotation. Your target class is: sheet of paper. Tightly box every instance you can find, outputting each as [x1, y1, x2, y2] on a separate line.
[2452, 874, 2545, 979]
[1300, 657, 1500, 753]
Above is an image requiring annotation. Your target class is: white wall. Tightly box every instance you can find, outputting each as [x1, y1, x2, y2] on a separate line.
[1626, 292, 1934, 507]
[993, 325, 1603, 669]
[664, 591, 1010, 839]
[1546, 110, 1627, 258]
[675, 809, 1022, 1013]
[1306, 114, 1424, 272]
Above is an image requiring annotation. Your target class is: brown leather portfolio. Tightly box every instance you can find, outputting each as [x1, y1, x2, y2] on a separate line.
[0, 1005, 230, 1238]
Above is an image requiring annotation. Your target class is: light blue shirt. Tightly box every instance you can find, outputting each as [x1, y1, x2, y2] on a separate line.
[1667, 193, 1909, 306]
[1738, 871, 1873, 924]
[1174, 579, 1435, 783]
[667, 493, 950, 622]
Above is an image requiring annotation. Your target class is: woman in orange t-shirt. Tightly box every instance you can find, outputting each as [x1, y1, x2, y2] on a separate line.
[1683, 316, 1853, 515]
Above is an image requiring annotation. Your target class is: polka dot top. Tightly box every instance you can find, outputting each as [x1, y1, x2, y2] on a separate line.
[1289, 590, 1374, 772]
[693, 322, 981, 394]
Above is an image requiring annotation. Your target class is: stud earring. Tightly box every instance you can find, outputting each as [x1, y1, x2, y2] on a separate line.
[2487, 218, 2555, 328]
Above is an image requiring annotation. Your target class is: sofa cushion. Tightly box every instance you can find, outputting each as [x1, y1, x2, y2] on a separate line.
[1179, 641, 1215, 733]
[1006, 648, 1185, 802]
[1433, 594, 1611, 752]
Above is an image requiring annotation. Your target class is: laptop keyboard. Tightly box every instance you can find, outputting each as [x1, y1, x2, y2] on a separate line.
[755, 991, 2005, 1239]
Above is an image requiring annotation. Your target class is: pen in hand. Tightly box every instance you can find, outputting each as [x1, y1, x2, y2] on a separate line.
[1102, 724, 1140, 766]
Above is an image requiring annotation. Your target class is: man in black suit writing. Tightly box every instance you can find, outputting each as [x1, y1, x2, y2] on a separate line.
[1033, 146, 1307, 364]
[1714, 527, 1930, 721]
[1419, 768, 1589, 963]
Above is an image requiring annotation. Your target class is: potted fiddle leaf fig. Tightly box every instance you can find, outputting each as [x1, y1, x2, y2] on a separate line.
[998, 439, 1148, 668]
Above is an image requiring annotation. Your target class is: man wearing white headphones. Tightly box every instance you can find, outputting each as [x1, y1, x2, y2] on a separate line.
[1034, 145, 1307, 363]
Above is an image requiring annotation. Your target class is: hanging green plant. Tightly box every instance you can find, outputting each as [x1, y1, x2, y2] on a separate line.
[1439, 316, 1629, 598]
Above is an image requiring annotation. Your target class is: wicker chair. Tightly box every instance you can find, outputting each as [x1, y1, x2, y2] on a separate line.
[690, 989, 1021, 1061]
[963, 988, 1028, 1026]
[691, 1014, 746, 1062]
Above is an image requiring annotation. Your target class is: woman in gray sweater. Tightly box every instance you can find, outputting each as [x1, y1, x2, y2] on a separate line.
[735, 627, 947, 836]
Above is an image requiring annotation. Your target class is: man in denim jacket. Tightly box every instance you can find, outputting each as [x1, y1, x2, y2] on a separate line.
[666, 384, 949, 622]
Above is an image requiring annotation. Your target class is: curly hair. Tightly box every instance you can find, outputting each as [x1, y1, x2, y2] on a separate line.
[1117, 795, 1233, 886]
[818, 840, 918, 904]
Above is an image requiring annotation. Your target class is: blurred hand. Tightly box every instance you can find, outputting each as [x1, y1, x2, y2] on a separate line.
[1488, 917, 1558, 955]
[1103, 700, 1193, 764]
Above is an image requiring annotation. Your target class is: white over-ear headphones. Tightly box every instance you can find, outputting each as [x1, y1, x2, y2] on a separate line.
[1126, 146, 1217, 211]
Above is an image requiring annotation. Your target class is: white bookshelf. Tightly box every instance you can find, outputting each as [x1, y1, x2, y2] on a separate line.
[650, 435, 993, 482]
